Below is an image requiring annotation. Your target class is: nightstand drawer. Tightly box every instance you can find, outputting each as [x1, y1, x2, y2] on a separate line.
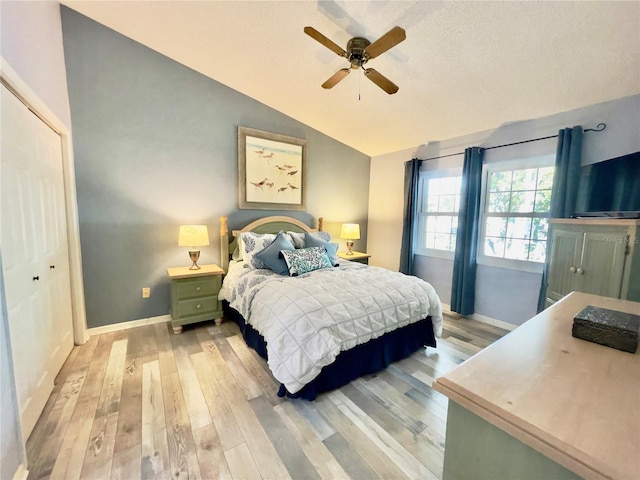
[176, 295, 219, 318]
[175, 276, 221, 300]
[167, 264, 225, 334]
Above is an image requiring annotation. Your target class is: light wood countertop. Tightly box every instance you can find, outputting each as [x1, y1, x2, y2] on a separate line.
[433, 292, 640, 480]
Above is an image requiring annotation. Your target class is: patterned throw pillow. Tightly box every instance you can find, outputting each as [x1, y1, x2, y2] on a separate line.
[287, 230, 331, 249]
[304, 233, 339, 265]
[281, 246, 333, 276]
[240, 232, 277, 269]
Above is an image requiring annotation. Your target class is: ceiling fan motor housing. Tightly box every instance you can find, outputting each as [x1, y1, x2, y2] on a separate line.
[347, 37, 371, 69]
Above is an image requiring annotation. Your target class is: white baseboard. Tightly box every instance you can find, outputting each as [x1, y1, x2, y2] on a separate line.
[13, 463, 28, 480]
[88, 314, 171, 336]
[441, 303, 517, 332]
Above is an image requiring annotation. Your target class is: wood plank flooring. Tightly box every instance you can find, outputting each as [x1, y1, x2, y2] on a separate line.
[26, 314, 509, 479]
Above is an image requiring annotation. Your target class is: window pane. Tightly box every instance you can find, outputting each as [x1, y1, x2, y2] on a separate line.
[427, 196, 440, 212]
[512, 169, 537, 191]
[488, 192, 510, 212]
[435, 215, 453, 233]
[486, 217, 507, 237]
[531, 218, 548, 240]
[505, 239, 529, 260]
[484, 237, 505, 257]
[529, 240, 547, 262]
[439, 194, 456, 212]
[425, 216, 435, 233]
[420, 173, 462, 252]
[434, 234, 451, 251]
[489, 171, 512, 192]
[511, 191, 536, 213]
[425, 231, 436, 249]
[481, 164, 554, 264]
[439, 177, 458, 195]
[537, 166, 555, 189]
[428, 178, 441, 196]
[534, 190, 552, 213]
[506, 217, 532, 239]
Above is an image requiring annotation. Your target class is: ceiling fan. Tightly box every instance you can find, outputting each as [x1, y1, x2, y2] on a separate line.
[304, 26, 406, 95]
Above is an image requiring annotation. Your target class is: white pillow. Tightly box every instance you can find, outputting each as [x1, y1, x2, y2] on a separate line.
[240, 232, 277, 269]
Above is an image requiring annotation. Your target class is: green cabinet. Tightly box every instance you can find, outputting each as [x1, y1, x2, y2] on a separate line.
[546, 219, 640, 307]
[167, 264, 224, 333]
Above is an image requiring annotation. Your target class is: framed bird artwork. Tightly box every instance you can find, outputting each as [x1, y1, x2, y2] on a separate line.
[238, 126, 307, 211]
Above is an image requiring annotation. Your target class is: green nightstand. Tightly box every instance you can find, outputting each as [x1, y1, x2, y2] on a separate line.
[167, 264, 224, 334]
[337, 251, 371, 265]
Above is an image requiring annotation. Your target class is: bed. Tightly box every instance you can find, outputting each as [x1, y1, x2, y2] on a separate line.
[218, 215, 443, 400]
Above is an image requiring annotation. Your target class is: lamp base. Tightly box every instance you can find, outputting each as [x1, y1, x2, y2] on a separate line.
[346, 241, 354, 255]
[188, 250, 201, 270]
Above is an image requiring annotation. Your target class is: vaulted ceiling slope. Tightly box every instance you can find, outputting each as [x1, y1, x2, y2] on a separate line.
[61, 1, 640, 157]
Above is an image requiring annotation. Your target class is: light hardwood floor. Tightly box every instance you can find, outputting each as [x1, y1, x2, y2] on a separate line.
[26, 314, 509, 479]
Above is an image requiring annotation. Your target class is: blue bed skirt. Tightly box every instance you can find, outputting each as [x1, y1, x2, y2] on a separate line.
[222, 301, 437, 400]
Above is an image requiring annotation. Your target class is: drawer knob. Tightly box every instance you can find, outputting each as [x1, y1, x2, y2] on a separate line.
[569, 266, 576, 273]
[576, 267, 584, 275]
[195, 286, 202, 292]
[196, 304, 202, 309]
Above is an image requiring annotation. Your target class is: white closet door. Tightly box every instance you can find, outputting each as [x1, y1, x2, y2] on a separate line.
[1, 84, 74, 439]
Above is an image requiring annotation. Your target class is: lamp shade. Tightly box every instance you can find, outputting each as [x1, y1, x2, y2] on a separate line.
[178, 225, 210, 248]
[340, 223, 360, 240]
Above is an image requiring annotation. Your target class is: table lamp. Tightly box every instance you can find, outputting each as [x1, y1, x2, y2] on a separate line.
[178, 225, 209, 269]
[340, 223, 360, 255]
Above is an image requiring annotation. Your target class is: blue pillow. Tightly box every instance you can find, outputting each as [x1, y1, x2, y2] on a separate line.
[281, 246, 333, 276]
[254, 231, 295, 275]
[287, 230, 331, 248]
[304, 233, 339, 265]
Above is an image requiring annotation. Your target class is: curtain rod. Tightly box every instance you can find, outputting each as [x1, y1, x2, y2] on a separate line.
[420, 123, 607, 162]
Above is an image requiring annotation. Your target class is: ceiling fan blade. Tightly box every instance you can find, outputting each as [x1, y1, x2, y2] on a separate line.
[304, 26, 347, 57]
[322, 68, 350, 89]
[364, 26, 406, 59]
[363, 68, 399, 94]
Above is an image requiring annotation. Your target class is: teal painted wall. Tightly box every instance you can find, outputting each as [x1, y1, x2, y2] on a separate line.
[61, 7, 370, 328]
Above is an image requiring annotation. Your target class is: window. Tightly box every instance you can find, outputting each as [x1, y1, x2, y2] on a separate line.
[480, 162, 554, 269]
[417, 172, 462, 257]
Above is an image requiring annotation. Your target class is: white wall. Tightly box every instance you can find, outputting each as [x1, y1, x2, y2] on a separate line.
[0, 1, 73, 476]
[1, 1, 72, 128]
[368, 94, 640, 325]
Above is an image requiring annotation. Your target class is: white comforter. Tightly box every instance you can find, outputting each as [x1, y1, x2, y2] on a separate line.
[220, 261, 443, 394]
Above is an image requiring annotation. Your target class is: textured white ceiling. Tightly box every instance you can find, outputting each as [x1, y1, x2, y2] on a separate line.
[61, 0, 640, 156]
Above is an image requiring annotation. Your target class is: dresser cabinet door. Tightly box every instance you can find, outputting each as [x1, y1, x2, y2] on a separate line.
[546, 229, 583, 303]
[547, 222, 631, 306]
[579, 232, 627, 298]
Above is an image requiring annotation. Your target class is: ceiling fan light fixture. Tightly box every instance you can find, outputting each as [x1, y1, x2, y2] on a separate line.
[304, 25, 405, 95]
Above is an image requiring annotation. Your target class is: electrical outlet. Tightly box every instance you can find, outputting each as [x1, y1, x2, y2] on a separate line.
[142, 287, 150, 299]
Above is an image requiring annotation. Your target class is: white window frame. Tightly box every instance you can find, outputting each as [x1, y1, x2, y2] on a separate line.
[477, 155, 555, 274]
[415, 168, 462, 259]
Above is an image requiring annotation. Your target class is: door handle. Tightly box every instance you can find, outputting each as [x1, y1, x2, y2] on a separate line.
[33, 276, 40, 281]
[50, 265, 56, 269]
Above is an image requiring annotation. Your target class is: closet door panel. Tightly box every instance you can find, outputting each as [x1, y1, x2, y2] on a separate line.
[1, 84, 74, 439]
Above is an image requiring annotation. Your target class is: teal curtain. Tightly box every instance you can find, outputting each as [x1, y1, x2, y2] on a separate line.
[537, 126, 583, 311]
[399, 158, 421, 274]
[451, 147, 484, 315]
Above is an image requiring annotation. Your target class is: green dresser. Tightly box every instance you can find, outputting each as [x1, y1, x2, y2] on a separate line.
[167, 264, 224, 334]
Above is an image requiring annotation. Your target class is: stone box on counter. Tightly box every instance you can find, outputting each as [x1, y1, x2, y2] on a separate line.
[572, 305, 640, 353]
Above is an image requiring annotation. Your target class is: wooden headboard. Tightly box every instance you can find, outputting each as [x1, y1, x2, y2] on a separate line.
[219, 215, 324, 271]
